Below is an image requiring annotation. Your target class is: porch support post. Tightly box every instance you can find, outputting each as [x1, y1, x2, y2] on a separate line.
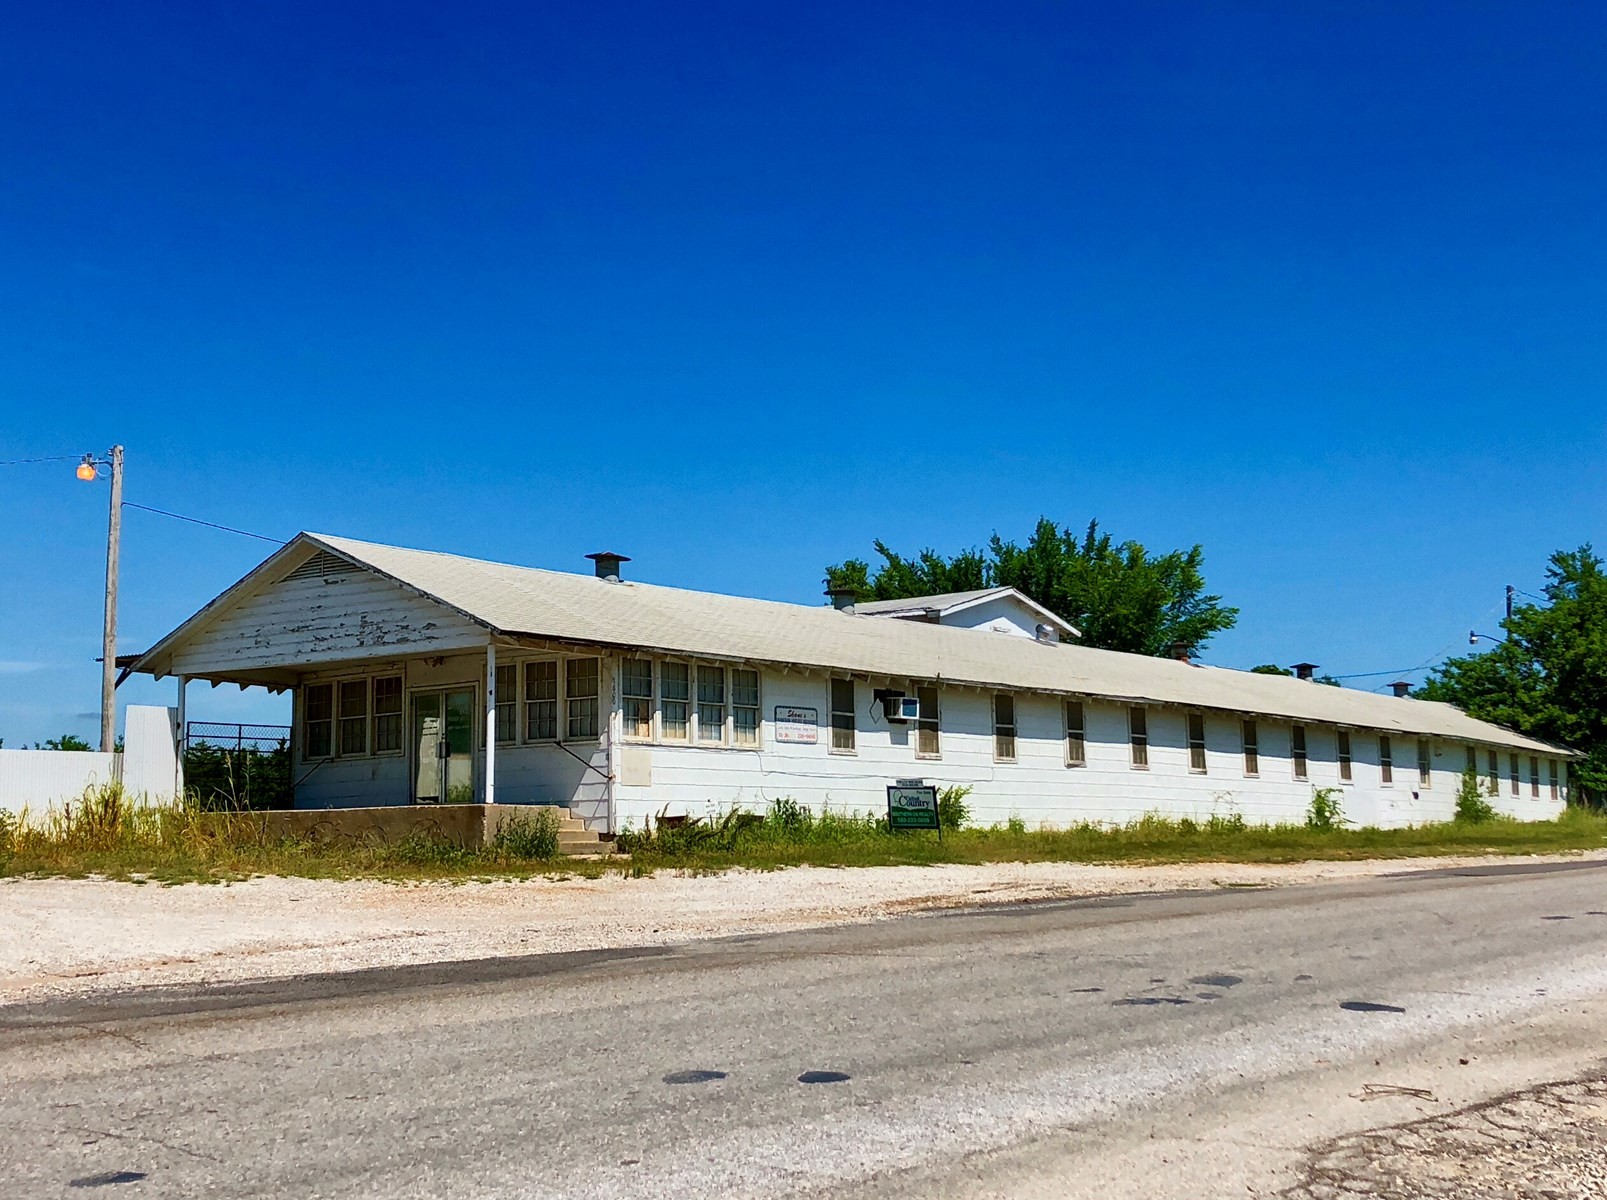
[484, 643, 497, 806]
[174, 675, 187, 800]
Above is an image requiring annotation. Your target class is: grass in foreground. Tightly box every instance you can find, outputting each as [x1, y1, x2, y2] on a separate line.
[2, 784, 1604, 884]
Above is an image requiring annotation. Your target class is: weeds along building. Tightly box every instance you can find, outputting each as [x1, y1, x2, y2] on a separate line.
[132, 533, 1574, 832]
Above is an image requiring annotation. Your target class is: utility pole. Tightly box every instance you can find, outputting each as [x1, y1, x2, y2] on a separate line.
[89, 446, 124, 753]
[75, 445, 124, 751]
[1505, 584, 1514, 623]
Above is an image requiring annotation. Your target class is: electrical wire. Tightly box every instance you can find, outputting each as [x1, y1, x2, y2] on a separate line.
[0, 454, 81, 466]
[121, 501, 286, 544]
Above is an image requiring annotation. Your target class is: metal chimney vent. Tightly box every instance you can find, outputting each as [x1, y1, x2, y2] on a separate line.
[824, 584, 857, 613]
[1389, 681, 1411, 698]
[585, 551, 630, 582]
[1291, 662, 1319, 681]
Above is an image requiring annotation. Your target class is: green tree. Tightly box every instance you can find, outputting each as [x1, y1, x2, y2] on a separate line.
[37, 734, 93, 751]
[1417, 545, 1607, 801]
[825, 518, 1239, 657]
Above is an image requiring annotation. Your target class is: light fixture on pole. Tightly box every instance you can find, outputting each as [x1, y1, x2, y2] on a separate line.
[77, 446, 124, 753]
[1469, 630, 1503, 647]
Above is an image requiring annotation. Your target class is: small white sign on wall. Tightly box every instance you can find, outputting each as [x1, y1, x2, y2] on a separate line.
[774, 706, 819, 744]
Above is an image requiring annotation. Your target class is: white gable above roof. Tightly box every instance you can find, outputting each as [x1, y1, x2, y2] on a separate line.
[135, 532, 1571, 756]
[854, 587, 1080, 639]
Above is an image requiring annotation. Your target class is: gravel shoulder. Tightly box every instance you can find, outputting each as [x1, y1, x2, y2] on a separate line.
[5, 850, 1604, 1004]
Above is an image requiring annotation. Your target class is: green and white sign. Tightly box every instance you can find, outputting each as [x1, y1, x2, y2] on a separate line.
[887, 783, 940, 832]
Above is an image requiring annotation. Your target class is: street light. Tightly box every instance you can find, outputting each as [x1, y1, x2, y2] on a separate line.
[1469, 630, 1503, 646]
[76, 446, 124, 752]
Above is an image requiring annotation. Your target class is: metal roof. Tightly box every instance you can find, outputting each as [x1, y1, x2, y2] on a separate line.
[138, 532, 1572, 757]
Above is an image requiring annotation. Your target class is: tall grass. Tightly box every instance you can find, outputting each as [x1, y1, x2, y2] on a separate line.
[0, 781, 569, 883]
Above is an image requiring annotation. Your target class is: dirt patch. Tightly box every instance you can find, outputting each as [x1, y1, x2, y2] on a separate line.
[1283, 1073, 1607, 1198]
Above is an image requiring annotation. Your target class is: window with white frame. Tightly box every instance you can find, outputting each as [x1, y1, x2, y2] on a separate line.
[494, 664, 518, 743]
[1487, 748, 1500, 793]
[994, 694, 1017, 762]
[660, 662, 690, 741]
[1292, 724, 1308, 781]
[696, 665, 726, 743]
[622, 658, 654, 740]
[915, 684, 940, 758]
[1242, 719, 1259, 776]
[338, 679, 369, 756]
[830, 678, 856, 752]
[1466, 744, 1478, 776]
[1065, 700, 1086, 767]
[1417, 739, 1432, 787]
[1379, 735, 1393, 784]
[731, 668, 760, 747]
[1129, 706, 1148, 769]
[1337, 729, 1352, 782]
[567, 657, 600, 739]
[524, 660, 558, 740]
[1549, 759, 1559, 800]
[373, 676, 403, 754]
[303, 683, 333, 759]
[1187, 712, 1207, 774]
[1509, 753, 1520, 796]
[1529, 755, 1541, 798]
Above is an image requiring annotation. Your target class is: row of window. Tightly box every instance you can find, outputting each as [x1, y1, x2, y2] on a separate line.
[1473, 745, 1560, 799]
[303, 671, 1562, 799]
[495, 657, 762, 748]
[1118, 706, 1560, 795]
[492, 657, 602, 742]
[303, 676, 404, 759]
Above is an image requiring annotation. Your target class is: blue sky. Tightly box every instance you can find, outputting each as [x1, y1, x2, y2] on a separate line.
[2, 2, 1603, 744]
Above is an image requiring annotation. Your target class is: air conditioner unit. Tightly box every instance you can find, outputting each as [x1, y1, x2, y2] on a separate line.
[881, 694, 920, 723]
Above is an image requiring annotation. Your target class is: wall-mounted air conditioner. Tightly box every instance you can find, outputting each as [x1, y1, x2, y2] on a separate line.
[881, 694, 920, 723]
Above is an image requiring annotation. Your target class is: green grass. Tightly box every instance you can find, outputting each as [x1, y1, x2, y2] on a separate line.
[615, 804, 1607, 872]
[3, 783, 1604, 885]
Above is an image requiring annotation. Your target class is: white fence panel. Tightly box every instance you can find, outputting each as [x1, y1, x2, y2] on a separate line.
[0, 750, 118, 817]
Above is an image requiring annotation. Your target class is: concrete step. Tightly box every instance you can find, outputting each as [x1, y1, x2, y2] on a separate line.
[558, 834, 607, 851]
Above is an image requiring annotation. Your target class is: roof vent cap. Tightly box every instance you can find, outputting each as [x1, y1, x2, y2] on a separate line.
[824, 582, 857, 613]
[585, 551, 630, 582]
[1291, 662, 1319, 681]
[1389, 681, 1412, 698]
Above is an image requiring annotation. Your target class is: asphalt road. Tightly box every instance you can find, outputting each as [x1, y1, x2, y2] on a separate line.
[4, 860, 1607, 1199]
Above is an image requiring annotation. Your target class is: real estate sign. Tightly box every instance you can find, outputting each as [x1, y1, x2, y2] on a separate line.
[887, 783, 940, 833]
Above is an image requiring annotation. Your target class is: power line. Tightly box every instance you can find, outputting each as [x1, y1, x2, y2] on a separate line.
[122, 501, 286, 544]
[0, 454, 80, 466]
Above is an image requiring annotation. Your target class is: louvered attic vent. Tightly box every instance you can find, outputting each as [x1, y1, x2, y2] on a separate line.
[284, 550, 361, 581]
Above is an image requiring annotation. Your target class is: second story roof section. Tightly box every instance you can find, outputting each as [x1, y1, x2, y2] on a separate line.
[853, 587, 1081, 643]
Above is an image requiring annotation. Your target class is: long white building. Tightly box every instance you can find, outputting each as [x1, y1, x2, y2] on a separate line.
[132, 533, 1574, 832]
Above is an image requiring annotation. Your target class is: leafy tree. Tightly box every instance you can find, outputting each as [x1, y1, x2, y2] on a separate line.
[1417, 545, 1607, 802]
[37, 734, 93, 751]
[825, 518, 1239, 657]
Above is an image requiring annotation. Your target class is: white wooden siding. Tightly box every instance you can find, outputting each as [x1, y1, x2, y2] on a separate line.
[285, 649, 1570, 835]
[171, 569, 486, 677]
[609, 663, 1570, 832]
